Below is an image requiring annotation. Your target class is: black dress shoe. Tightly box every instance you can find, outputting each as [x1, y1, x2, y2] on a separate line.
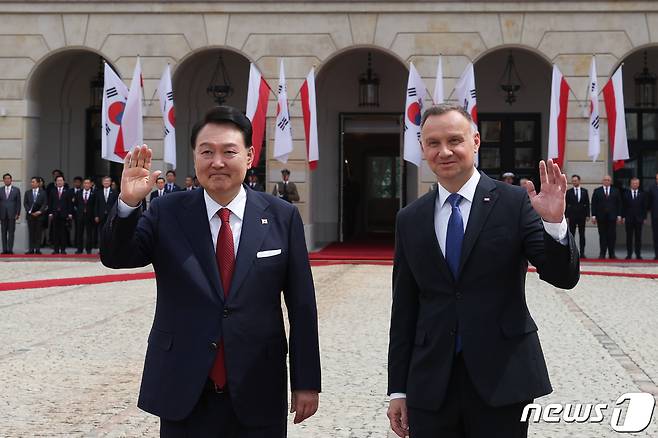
[35, 250, 42, 255]
[75, 250, 83, 254]
[636, 256, 643, 260]
[609, 255, 617, 259]
[86, 250, 92, 255]
[52, 249, 59, 254]
[25, 250, 33, 255]
[626, 255, 632, 260]
[60, 250, 67, 255]
[599, 253, 606, 259]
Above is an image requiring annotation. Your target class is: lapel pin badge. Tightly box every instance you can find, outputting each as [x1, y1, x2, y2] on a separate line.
[261, 218, 268, 224]
[483, 197, 490, 202]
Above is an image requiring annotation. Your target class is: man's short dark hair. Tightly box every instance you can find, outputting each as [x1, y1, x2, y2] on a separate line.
[55, 175, 64, 182]
[572, 174, 581, 180]
[52, 169, 62, 176]
[166, 170, 176, 177]
[102, 176, 111, 181]
[2, 173, 11, 179]
[156, 177, 165, 183]
[31, 176, 39, 182]
[421, 103, 475, 130]
[190, 105, 253, 149]
[73, 176, 82, 182]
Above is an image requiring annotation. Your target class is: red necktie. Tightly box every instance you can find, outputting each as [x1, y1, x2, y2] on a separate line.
[209, 208, 235, 389]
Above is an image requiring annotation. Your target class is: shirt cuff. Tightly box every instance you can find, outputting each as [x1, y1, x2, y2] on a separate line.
[117, 197, 140, 218]
[390, 393, 407, 400]
[542, 217, 568, 245]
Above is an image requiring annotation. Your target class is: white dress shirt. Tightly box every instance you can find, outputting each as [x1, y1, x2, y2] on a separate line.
[117, 186, 247, 257]
[390, 170, 567, 400]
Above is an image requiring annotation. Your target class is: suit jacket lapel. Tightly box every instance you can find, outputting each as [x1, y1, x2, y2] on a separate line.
[458, 173, 498, 275]
[417, 191, 453, 282]
[176, 188, 223, 305]
[229, 187, 270, 299]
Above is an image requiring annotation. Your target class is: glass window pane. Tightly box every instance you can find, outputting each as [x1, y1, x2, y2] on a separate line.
[625, 113, 638, 140]
[368, 157, 393, 199]
[480, 121, 501, 142]
[479, 148, 500, 169]
[514, 121, 535, 143]
[642, 113, 657, 140]
[514, 148, 535, 169]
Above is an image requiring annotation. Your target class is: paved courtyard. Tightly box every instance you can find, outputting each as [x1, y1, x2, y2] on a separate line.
[0, 260, 657, 437]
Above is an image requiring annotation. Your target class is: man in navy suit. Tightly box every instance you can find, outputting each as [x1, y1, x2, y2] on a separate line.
[591, 175, 622, 259]
[565, 174, 589, 257]
[387, 104, 579, 438]
[622, 177, 648, 259]
[24, 176, 47, 254]
[150, 177, 166, 204]
[164, 170, 181, 193]
[100, 106, 321, 437]
[48, 175, 72, 254]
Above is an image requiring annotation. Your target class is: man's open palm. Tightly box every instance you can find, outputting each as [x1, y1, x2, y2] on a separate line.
[525, 159, 567, 223]
[120, 145, 161, 207]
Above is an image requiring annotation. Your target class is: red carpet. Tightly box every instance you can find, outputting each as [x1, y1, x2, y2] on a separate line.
[310, 241, 394, 261]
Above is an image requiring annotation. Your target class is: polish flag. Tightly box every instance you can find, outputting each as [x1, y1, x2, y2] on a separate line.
[157, 64, 176, 169]
[246, 63, 270, 168]
[454, 62, 478, 165]
[602, 66, 629, 170]
[403, 62, 428, 167]
[548, 65, 570, 168]
[586, 57, 601, 162]
[122, 57, 144, 153]
[101, 62, 128, 163]
[433, 55, 444, 104]
[300, 67, 319, 170]
[273, 60, 293, 163]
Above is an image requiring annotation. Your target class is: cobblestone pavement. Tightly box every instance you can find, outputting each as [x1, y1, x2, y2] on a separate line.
[0, 261, 656, 437]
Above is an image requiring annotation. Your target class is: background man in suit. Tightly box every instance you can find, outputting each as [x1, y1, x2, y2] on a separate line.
[184, 175, 196, 191]
[565, 174, 590, 258]
[272, 169, 300, 203]
[100, 106, 321, 437]
[246, 169, 264, 192]
[24, 176, 47, 254]
[164, 170, 181, 193]
[1, 173, 21, 254]
[591, 175, 622, 259]
[622, 177, 648, 259]
[70, 176, 83, 249]
[387, 104, 579, 438]
[150, 177, 166, 204]
[649, 172, 658, 259]
[95, 176, 118, 235]
[48, 175, 72, 254]
[74, 178, 97, 254]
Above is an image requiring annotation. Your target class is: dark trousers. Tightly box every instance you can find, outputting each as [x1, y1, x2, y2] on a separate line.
[625, 220, 643, 258]
[160, 380, 286, 438]
[408, 354, 530, 438]
[27, 215, 42, 251]
[52, 216, 68, 251]
[653, 219, 658, 258]
[596, 218, 617, 257]
[76, 216, 94, 253]
[0, 216, 16, 252]
[567, 217, 586, 255]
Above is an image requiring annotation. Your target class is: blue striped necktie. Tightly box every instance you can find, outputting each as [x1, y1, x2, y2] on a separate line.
[445, 193, 464, 353]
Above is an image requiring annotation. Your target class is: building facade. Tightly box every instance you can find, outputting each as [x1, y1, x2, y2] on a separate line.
[1, 1, 657, 251]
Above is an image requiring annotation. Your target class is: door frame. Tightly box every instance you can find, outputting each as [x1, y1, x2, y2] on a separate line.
[338, 112, 404, 242]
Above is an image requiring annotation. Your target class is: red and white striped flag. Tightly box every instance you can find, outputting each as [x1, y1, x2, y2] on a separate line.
[122, 57, 144, 153]
[246, 63, 270, 168]
[403, 62, 427, 167]
[300, 67, 319, 170]
[548, 65, 570, 168]
[101, 62, 128, 163]
[273, 60, 293, 163]
[602, 66, 629, 170]
[454, 62, 478, 165]
[433, 55, 444, 104]
[157, 64, 176, 168]
[586, 57, 601, 162]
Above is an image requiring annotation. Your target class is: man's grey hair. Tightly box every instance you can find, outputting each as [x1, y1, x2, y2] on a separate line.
[420, 103, 477, 132]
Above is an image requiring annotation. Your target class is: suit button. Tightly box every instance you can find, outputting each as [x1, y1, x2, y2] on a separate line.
[449, 329, 456, 336]
[455, 292, 462, 300]
[210, 342, 218, 350]
[223, 308, 229, 318]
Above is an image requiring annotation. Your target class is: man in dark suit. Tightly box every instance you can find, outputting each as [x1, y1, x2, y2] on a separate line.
[622, 177, 648, 259]
[100, 106, 321, 437]
[649, 172, 658, 260]
[246, 170, 265, 192]
[387, 104, 579, 438]
[95, 176, 118, 235]
[1, 173, 21, 254]
[565, 174, 590, 257]
[48, 175, 72, 254]
[591, 175, 622, 259]
[184, 175, 197, 191]
[73, 178, 97, 254]
[24, 176, 48, 254]
[164, 170, 181, 193]
[150, 177, 166, 205]
[69, 176, 83, 249]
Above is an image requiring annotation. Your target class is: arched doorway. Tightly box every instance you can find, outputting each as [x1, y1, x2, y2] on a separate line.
[25, 49, 121, 186]
[172, 48, 251, 181]
[313, 47, 408, 245]
[617, 46, 658, 189]
[474, 47, 552, 185]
